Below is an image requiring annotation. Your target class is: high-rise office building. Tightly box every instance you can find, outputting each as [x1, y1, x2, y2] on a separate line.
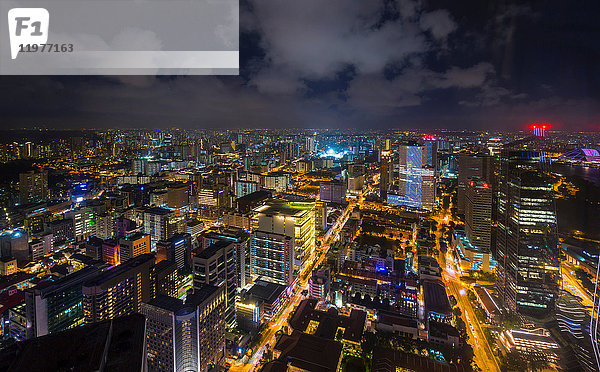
[252, 200, 315, 276]
[95, 213, 114, 240]
[102, 239, 120, 266]
[387, 144, 436, 210]
[167, 183, 189, 213]
[0, 230, 28, 261]
[421, 135, 438, 169]
[19, 170, 48, 205]
[202, 227, 250, 289]
[319, 181, 346, 204]
[250, 230, 294, 286]
[150, 260, 178, 299]
[143, 207, 172, 247]
[46, 218, 74, 244]
[465, 177, 492, 252]
[157, 233, 192, 270]
[65, 207, 95, 242]
[379, 149, 393, 201]
[25, 265, 105, 339]
[82, 253, 155, 323]
[192, 240, 236, 326]
[496, 150, 559, 315]
[457, 153, 493, 214]
[119, 232, 151, 263]
[141, 287, 226, 372]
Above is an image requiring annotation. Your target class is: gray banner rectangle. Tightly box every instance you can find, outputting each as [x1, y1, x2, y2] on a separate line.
[0, 0, 239, 75]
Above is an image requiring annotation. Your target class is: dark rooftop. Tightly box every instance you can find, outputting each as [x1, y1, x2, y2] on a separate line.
[236, 190, 272, 204]
[289, 299, 366, 344]
[372, 347, 468, 372]
[83, 253, 155, 288]
[246, 279, 287, 304]
[273, 331, 343, 372]
[146, 294, 184, 312]
[194, 239, 232, 260]
[423, 280, 452, 316]
[0, 314, 146, 372]
[187, 284, 222, 306]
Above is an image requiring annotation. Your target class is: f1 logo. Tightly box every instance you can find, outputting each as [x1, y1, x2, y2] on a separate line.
[8, 8, 49, 59]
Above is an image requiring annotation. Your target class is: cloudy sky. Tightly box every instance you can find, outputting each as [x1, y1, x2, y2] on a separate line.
[2, 0, 599, 130]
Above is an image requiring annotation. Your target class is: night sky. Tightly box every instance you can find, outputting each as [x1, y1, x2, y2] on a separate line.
[2, 0, 600, 130]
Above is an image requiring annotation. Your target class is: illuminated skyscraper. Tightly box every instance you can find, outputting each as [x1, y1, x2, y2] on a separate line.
[387, 144, 435, 210]
[65, 207, 95, 242]
[202, 227, 250, 289]
[252, 200, 315, 277]
[379, 149, 393, 201]
[82, 253, 155, 323]
[465, 177, 492, 253]
[192, 240, 237, 326]
[156, 233, 191, 269]
[457, 153, 493, 214]
[142, 286, 226, 372]
[25, 265, 105, 339]
[19, 170, 48, 205]
[496, 150, 559, 315]
[119, 232, 151, 263]
[250, 231, 294, 286]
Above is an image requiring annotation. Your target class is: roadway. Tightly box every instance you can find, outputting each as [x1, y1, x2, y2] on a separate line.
[230, 201, 355, 371]
[561, 262, 595, 314]
[441, 257, 500, 372]
[432, 196, 500, 372]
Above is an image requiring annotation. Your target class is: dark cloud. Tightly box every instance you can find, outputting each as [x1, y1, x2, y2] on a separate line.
[1, 0, 599, 130]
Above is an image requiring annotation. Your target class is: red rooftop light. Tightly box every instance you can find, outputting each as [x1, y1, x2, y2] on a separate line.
[529, 122, 550, 136]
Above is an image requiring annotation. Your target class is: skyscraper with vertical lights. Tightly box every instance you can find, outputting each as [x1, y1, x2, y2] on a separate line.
[495, 150, 559, 315]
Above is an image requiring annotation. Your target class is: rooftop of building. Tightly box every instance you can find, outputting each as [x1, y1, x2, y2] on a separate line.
[145, 294, 184, 312]
[245, 279, 287, 304]
[377, 311, 419, 329]
[473, 286, 501, 316]
[508, 329, 558, 345]
[194, 239, 232, 260]
[428, 320, 461, 339]
[121, 231, 149, 242]
[273, 330, 343, 372]
[236, 189, 272, 203]
[0, 289, 24, 317]
[186, 284, 222, 306]
[372, 347, 468, 372]
[28, 265, 103, 296]
[152, 259, 177, 273]
[203, 226, 250, 241]
[253, 199, 314, 217]
[289, 298, 366, 344]
[453, 230, 489, 254]
[83, 253, 155, 288]
[422, 280, 452, 316]
[142, 206, 172, 215]
[0, 313, 146, 372]
[418, 255, 440, 268]
[187, 219, 203, 227]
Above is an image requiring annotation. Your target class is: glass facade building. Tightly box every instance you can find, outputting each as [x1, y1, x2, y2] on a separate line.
[496, 150, 559, 315]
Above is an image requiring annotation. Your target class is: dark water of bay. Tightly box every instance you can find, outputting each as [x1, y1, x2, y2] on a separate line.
[552, 163, 600, 240]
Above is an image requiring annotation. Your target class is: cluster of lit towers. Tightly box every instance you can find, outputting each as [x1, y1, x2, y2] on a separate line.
[0, 126, 598, 371]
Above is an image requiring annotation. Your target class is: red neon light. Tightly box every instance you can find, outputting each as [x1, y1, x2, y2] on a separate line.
[528, 123, 551, 130]
[482, 183, 489, 188]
